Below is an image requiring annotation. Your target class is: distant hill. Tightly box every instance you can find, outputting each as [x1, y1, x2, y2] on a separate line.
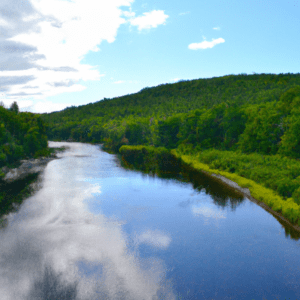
[43, 73, 300, 122]
[41, 73, 300, 156]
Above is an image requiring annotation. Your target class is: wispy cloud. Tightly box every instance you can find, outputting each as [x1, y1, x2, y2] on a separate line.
[130, 10, 169, 31]
[0, 0, 168, 112]
[213, 27, 221, 30]
[0, 0, 132, 102]
[188, 38, 225, 50]
[134, 230, 171, 249]
[179, 11, 190, 16]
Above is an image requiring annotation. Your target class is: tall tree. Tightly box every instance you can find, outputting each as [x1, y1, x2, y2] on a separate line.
[9, 101, 19, 114]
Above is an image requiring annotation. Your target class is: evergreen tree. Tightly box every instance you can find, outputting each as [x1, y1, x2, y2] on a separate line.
[9, 101, 19, 114]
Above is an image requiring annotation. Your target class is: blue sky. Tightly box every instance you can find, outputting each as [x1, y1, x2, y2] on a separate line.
[0, 0, 299, 113]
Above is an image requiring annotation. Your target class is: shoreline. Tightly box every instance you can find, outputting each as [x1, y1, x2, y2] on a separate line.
[171, 150, 300, 233]
[200, 169, 300, 233]
[119, 145, 300, 232]
[0, 147, 67, 221]
[119, 145, 300, 233]
[1, 146, 67, 183]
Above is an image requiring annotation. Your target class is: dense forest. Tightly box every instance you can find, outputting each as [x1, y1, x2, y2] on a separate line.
[0, 102, 49, 174]
[42, 73, 300, 157]
[40, 73, 300, 226]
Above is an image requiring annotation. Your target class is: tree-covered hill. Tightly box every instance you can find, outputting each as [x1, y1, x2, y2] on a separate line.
[43, 73, 300, 124]
[42, 73, 300, 154]
[0, 103, 49, 171]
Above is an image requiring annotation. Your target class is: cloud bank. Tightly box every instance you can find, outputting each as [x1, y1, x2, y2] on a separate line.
[0, 0, 168, 112]
[188, 38, 225, 50]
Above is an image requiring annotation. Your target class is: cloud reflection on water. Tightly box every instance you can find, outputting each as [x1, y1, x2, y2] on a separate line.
[0, 142, 175, 300]
[192, 205, 226, 220]
[134, 230, 172, 250]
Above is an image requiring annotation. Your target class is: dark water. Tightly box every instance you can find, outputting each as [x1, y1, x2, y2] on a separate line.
[0, 142, 300, 300]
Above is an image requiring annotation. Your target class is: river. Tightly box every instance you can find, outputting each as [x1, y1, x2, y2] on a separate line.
[0, 142, 300, 300]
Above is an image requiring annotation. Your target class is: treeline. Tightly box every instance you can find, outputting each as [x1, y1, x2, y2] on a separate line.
[42, 73, 300, 158]
[0, 102, 49, 171]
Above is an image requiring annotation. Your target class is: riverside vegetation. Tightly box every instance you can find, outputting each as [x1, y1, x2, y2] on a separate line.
[0, 102, 54, 211]
[28, 73, 300, 226]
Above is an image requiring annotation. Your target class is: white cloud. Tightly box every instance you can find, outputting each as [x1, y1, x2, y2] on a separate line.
[130, 10, 169, 31]
[0, 1, 169, 112]
[0, 0, 134, 112]
[123, 10, 136, 18]
[32, 101, 70, 113]
[188, 38, 225, 50]
[213, 27, 221, 30]
[0, 98, 34, 110]
[171, 78, 180, 82]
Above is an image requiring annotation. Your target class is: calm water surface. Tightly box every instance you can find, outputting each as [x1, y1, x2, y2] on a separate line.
[0, 142, 300, 300]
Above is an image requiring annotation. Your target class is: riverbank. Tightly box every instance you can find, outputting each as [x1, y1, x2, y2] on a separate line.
[119, 145, 300, 232]
[0, 146, 67, 218]
[173, 151, 300, 232]
[194, 166, 300, 233]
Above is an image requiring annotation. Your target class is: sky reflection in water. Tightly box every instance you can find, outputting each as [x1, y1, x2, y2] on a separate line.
[1, 142, 300, 300]
[0, 142, 175, 300]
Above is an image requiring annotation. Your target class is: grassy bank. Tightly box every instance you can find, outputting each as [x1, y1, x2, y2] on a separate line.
[120, 145, 300, 227]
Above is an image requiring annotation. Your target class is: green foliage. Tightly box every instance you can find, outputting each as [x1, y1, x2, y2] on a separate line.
[119, 145, 181, 173]
[0, 104, 50, 167]
[158, 115, 182, 148]
[175, 147, 300, 202]
[41, 73, 300, 153]
[237, 102, 283, 154]
[125, 121, 149, 145]
[9, 101, 19, 114]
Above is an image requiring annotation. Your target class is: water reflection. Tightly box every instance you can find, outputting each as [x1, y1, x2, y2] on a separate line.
[120, 155, 245, 211]
[120, 152, 300, 240]
[133, 230, 172, 250]
[0, 173, 39, 218]
[0, 142, 175, 300]
[179, 167, 245, 211]
[191, 204, 226, 220]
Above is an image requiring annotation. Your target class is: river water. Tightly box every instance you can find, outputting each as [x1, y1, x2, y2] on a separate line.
[0, 142, 300, 300]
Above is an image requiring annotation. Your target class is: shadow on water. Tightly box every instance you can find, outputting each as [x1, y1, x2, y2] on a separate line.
[119, 154, 245, 211]
[0, 174, 39, 219]
[119, 154, 300, 240]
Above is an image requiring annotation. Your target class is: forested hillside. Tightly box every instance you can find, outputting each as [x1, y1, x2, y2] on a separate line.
[42, 73, 300, 157]
[0, 102, 49, 173]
